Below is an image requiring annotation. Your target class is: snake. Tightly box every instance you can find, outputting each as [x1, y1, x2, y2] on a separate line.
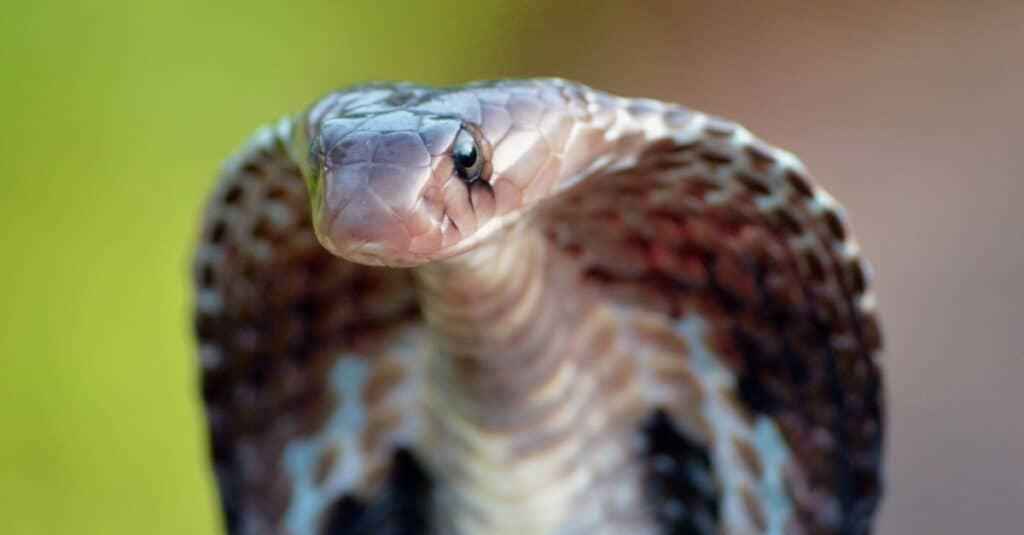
[192, 78, 884, 535]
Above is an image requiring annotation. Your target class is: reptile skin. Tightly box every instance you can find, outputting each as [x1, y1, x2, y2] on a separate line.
[193, 78, 884, 535]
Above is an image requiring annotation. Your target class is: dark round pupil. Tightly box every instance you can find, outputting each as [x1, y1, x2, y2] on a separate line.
[453, 139, 477, 170]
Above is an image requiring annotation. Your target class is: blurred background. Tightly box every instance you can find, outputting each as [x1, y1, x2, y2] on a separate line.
[1, 1, 1021, 533]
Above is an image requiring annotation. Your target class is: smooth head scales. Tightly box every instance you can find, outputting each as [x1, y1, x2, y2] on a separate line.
[295, 80, 597, 267]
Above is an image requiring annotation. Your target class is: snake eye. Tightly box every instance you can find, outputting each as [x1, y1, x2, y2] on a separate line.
[452, 128, 484, 184]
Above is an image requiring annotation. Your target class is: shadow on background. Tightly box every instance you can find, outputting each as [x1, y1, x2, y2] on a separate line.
[1, 1, 1020, 534]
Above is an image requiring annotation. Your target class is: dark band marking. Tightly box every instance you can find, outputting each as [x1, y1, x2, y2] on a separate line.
[320, 448, 433, 535]
[641, 409, 720, 535]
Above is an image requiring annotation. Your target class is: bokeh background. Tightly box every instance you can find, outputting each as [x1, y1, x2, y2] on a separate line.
[2, 1, 1021, 533]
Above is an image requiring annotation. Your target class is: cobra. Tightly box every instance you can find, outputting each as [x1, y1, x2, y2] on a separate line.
[193, 78, 884, 535]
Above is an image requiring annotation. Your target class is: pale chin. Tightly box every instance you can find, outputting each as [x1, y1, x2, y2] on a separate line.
[315, 232, 452, 268]
[317, 236, 408, 268]
[316, 208, 524, 268]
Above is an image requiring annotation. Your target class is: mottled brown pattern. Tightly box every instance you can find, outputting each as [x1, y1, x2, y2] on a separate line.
[541, 117, 883, 533]
[194, 78, 883, 534]
[193, 127, 419, 534]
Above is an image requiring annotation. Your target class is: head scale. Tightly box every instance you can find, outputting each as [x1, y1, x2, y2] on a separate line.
[299, 81, 576, 267]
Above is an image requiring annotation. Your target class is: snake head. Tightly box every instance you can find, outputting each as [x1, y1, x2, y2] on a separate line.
[302, 81, 583, 267]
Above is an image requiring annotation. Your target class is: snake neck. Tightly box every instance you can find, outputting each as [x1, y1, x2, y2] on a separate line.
[412, 222, 654, 533]
[413, 220, 575, 429]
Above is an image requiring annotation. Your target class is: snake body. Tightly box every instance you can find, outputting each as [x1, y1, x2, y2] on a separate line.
[193, 79, 884, 534]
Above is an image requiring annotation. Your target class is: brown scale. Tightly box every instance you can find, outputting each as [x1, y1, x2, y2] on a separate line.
[731, 436, 764, 480]
[541, 126, 882, 534]
[741, 483, 769, 532]
[765, 171, 883, 529]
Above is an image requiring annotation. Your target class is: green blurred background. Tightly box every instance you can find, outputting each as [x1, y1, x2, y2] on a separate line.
[2, 1, 1022, 534]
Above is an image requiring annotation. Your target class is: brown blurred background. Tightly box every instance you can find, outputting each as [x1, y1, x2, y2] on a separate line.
[1, 1, 1020, 533]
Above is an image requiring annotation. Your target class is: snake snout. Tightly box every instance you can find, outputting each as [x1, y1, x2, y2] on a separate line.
[311, 119, 437, 266]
